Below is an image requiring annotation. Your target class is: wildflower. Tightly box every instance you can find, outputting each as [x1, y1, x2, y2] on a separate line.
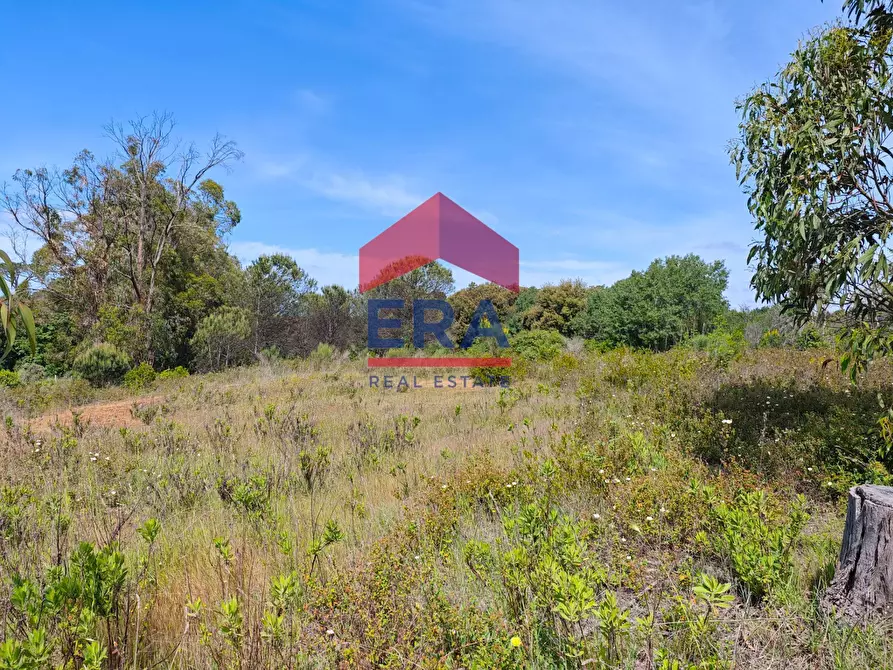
[646, 516, 653, 522]
[626, 555, 631, 560]
[625, 476, 631, 482]
[721, 419, 733, 425]
[612, 478, 620, 484]
[441, 484, 448, 490]
[598, 469, 605, 474]
[510, 636, 522, 648]
[110, 490, 116, 496]
[650, 467, 656, 472]
[326, 629, 335, 636]
[620, 536, 627, 543]
[593, 513, 600, 520]
[807, 467, 813, 472]
[660, 507, 667, 514]
[90, 457, 97, 462]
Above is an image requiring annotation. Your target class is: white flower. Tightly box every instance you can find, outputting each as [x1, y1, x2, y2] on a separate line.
[612, 478, 621, 484]
[721, 419, 733, 425]
[625, 477, 631, 482]
[326, 629, 335, 636]
[646, 516, 653, 522]
[626, 555, 631, 560]
[90, 457, 97, 462]
[593, 513, 600, 520]
[650, 467, 656, 472]
[660, 507, 667, 514]
[110, 490, 116, 495]
[807, 467, 813, 472]
[598, 469, 605, 474]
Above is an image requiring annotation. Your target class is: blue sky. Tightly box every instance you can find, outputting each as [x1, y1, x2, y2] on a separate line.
[0, 1, 841, 306]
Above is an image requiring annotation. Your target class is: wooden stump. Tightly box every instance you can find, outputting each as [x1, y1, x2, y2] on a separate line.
[822, 484, 893, 621]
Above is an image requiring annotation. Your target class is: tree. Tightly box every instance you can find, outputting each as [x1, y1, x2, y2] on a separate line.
[520, 280, 588, 336]
[365, 261, 454, 347]
[731, 19, 893, 372]
[1, 113, 243, 364]
[448, 282, 517, 339]
[574, 255, 728, 350]
[243, 254, 316, 355]
[190, 306, 251, 372]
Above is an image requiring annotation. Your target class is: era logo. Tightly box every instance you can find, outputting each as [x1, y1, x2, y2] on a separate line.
[367, 298, 509, 350]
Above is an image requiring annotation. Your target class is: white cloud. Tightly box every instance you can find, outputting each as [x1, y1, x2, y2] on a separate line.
[303, 171, 423, 216]
[229, 241, 359, 288]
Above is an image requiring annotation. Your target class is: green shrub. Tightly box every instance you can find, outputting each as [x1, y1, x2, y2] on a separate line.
[0, 370, 20, 388]
[511, 329, 564, 362]
[758, 328, 784, 348]
[308, 342, 335, 367]
[698, 487, 809, 601]
[15, 362, 46, 384]
[72, 343, 132, 386]
[687, 330, 747, 366]
[158, 365, 190, 380]
[795, 325, 825, 350]
[123, 362, 157, 391]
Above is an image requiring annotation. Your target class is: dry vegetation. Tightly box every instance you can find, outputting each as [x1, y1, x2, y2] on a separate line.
[0, 347, 892, 669]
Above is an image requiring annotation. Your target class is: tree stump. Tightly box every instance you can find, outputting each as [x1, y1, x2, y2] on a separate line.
[822, 484, 893, 621]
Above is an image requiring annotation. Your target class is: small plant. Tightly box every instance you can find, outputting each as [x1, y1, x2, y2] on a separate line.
[0, 369, 20, 388]
[72, 343, 131, 386]
[158, 365, 190, 380]
[124, 361, 157, 391]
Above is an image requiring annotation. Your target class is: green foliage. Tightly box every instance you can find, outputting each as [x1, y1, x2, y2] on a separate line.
[448, 282, 517, 338]
[123, 362, 156, 391]
[0, 370, 20, 388]
[72, 343, 131, 386]
[190, 306, 251, 372]
[732, 22, 893, 372]
[520, 280, 587, 336]
[0, 250, 36, 363]
[158, 365, 189, 380]
[574, 255, 729, 350]
[687, 329, 747, 367]
[699, 487, 809, 601]
[511, 329, 564, 362]
[308, 342, 335, 367]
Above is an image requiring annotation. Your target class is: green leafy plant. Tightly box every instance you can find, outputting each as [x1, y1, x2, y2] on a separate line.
[72, 342, 132, 386]
[124, 361, 157, 391]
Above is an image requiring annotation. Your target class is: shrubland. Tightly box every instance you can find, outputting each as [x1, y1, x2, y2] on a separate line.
[0, 342, 890, 669]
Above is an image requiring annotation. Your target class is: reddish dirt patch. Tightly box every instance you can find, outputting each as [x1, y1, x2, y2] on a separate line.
[31, 396, 163, 432]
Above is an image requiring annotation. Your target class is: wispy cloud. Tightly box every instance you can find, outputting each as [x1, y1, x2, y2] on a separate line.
[303, 171, 423, 216]
[229, 241, 359, 288]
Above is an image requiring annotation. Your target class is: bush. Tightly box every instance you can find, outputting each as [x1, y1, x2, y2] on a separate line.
[308, 342, 335, 367]
[758, 329, 784, 348]
[511, 329, 564, 362]
[72, 343, 132, 386]
[795, 325, 825, 350]
[158, 366, 190, 380]
[124, 362, 157, 391]
[0, 370, 20, 388]
[15, 361, 46, 384]
[687, 330, 747, 367]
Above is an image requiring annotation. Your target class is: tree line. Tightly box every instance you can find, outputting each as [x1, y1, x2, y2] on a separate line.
[0, 115, 740, 379]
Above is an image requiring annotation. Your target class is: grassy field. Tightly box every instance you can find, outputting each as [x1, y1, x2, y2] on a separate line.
[1, 348, 892, 669]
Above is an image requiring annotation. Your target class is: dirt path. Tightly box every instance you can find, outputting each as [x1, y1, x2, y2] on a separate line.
[30, 396, 164, 432]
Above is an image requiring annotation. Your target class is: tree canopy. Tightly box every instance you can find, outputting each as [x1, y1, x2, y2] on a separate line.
[732, 9, 893, 370]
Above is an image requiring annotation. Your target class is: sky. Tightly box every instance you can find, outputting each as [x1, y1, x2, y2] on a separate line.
[0, 0, 843, 306]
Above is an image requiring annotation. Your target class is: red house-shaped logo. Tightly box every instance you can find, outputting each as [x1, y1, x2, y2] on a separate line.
[359, 193, 519, 293]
